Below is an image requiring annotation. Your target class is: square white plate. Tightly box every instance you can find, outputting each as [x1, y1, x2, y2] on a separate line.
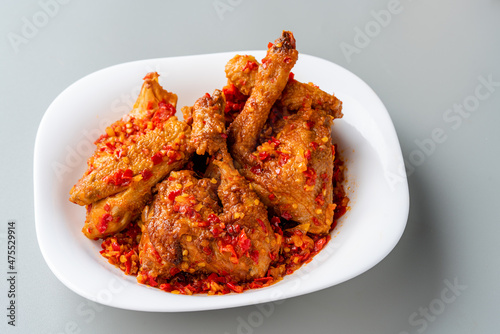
[34, 51, 409, 312]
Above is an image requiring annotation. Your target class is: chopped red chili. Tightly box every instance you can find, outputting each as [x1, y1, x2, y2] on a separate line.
[250, 250, 259, 263]
[198, 221, 210, 227]
[243, 60, 259, 71]
[167, 189, 181, 201]
[151, 152, 163, 165]
[141, 169, 153, 180]
[227, 282, 244, 293]
[170, 267, 180, 276]
[97, 214, 112, 234]
[277, 152, 290, 166]
[104, 168, 133, 186]
[258, 151, 270, 161]
[303, 167, 317, 186]
[237, 230, 251, 254]
[269, 137, 281, 147]
[207, 213, 220, 224]
[315, 193, 325, 206]
[256, 218, 268, 234]
[250, 165, 262, 175]
[151, 101, 176, 128]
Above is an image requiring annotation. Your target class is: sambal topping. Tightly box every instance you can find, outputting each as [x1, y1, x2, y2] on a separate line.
[104, 168, 134, 186]
[152, 101, 176, 127]
[304, 149, 312, 160]
[303, 167, 317, 186]
[74, 32, 350, 296]
[97, 213, 112, 234]
[277, 151, 290, 166]
[250, 165, 262, 175]
[269, 136, 281, 148]
[151, 152, 163, 165]
[315, 193, 325, 206]
[258, 151, 270, 161]
[256, 218, 268, 234]
[243, 60, 259, 72]
[140, 169, 153, 180]
[309, 141, 319, 150]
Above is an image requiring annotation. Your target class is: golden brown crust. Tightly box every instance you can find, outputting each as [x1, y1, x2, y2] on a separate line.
[139, 163, 279, 282]
[81, 117, 192, 239]
[189, 90, 227, 156]
[279, 81, 343, 119]
[224, 55, 259, 96]
[228, 31, 299, 167]
[225, 56, 343, 119]
[240, 108, 335, 234]
[69, 73, 192, 239]
[69, 73, 179, 205]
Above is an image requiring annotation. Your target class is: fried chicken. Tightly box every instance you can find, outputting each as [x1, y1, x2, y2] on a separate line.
[225, 51, 343, 119]
[70, 73, 191, 239]
[138, 91, 279, 282]
[228, 30, 298, 167]
[227, 31, 341, 234]
[188, 90, 227, 156]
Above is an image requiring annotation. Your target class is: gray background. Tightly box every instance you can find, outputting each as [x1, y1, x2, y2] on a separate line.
[1, 0, 499, 333]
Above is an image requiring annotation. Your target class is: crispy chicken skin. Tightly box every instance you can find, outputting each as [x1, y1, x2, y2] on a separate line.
[240, 108, 336, 234]
[139, 92, 279, 281]
[189, 90, 227, 156]
[82, 117, 191, 239]
[139, 165, 278, 282]
[227, 32, 338, 234]
[228, 31, 298, 167]
[70, 73, 192, 239]
[224, 54, 259, 96]
[70, 73, 179, 205]
[225, 54, 343, 119]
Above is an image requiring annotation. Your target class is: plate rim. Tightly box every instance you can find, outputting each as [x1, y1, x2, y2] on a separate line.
[34, 51, 409, 312]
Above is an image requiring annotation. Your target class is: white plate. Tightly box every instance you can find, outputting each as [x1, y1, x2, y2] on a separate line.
[34, 51, 409, 312]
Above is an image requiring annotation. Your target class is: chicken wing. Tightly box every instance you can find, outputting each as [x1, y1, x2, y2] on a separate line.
[228, 30, 298, 167]
[70, 73, 192, 239]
